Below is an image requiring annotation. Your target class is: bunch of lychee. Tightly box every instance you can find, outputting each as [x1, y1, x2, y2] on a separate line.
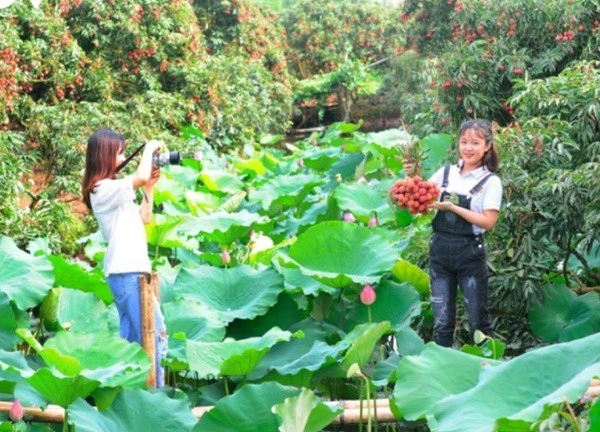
[390, 176, 440, 214]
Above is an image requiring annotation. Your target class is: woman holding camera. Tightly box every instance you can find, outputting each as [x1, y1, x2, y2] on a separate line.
[81, 128, 167, 387]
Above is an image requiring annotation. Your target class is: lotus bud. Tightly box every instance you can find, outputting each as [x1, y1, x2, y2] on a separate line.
[221, 250, 231, 265]
[343, 212, 356, 223]
[368, 215, 378, 227]
[225, 161, 231, 169]
[193, 150, 202, 161]
[297, 158, 304, 168]
[9, 398, 23, 422]
[357, 176, 367, 184]
[360, 284, 376, 306]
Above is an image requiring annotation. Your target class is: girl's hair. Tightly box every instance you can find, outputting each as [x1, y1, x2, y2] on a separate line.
[82, 129, 127, 210]
[458, 119, 499, 173]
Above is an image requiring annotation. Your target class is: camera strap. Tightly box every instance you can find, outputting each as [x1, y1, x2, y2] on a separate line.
[116, 142, 146, 173]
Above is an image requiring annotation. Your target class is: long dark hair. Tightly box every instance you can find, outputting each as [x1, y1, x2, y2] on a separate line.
[82, 129, 127, 210]
[458, 119, 499, 173]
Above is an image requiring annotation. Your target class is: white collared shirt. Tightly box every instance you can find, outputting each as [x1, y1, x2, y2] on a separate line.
[429, 160, 503, 235]
[90, 175, 151, 276]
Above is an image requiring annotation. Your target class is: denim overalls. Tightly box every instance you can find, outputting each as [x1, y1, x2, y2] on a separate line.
[429, 164, 495, 347]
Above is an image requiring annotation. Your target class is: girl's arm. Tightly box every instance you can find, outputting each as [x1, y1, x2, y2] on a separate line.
[133, 140, 163, 190]
[139, 167, 160, 225]
[430, 201, 499, 230]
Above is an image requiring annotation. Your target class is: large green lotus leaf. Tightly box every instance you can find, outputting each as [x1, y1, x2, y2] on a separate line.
[0, 350, 48, 408]
[194, 382, 300, 432]
[365, 128, 410, 156]
[200, 169, 244, 193]
[145, 214, 198, 250]
[339, 321, 391, 371]
[327, 152, 365, 183]
[334, 183, 395, 224]
[250, 319, 344, 381]
[391, 259, 430, 296]
[163, 299, 225, 342]
[277, 222, 401, 288]
[0, 237, 54, 310]
[76, 231, 107, 263]
[420, 134, 453, 179]
[163, 299, 226, 371]
[273, 261, 337, 296]
[235, 158, 268, 176]
[281, 200, 331, 238]
[430, 333, 600, 432]
[250, 174, 324, 211]
[25, 369, 101, 408]
[301, 147, 342, 171]
[343, 281, 421, 332]
[226, 293, 306, 340]
[590, 400, 600, 430]
[165, 165, 200, 189]
[529, 281, 600, 343]
[17, 330, 151, 397]
[316, 322, 392, 380]
[41, 288, 117, 333]
[179, 210, 265, 244]
[153, 176, 186, 205]
[68, 388, 198, 432]
[185, 190, 222, 216]
[48, 255, 112, 303]
[186, 328, 300, 378]
[42, 332, 150, 389]
[272, 388, 342, 432]
[393, 343, 500, 421]
[0, 292, 20, 350]
[172, 265, 284, 322]
[394, 324, 425, 356]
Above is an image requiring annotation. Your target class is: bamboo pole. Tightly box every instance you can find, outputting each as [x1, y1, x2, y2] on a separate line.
[0, 402, 65, 423]
[0, 400, 396, 424]
[140, 273, 158, 388]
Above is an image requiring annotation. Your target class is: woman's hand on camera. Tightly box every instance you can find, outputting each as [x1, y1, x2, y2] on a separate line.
[145, 140, 164, 155]
[144, 167, 161, 190]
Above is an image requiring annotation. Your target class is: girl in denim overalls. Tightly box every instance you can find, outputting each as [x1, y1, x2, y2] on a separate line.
[82, 129, 168, 386]
[406, 120, 502, 347]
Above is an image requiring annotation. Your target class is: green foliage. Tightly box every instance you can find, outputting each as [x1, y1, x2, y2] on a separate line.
[0, 0, 292, 254]
[481, 62, 600, 350]
[396, 0, 600, 132]
[280, 0, 406, 77]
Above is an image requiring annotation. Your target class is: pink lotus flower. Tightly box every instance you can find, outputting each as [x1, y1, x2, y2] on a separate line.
[193, 150, 202, 161]
[343, 212, 356, 223]
[368, 215, 378, 227]
[9, 398, 23, 421]
[221, 250, 231, 265]
[357, 176, 368, 184]
[360, 284, 376, 306]
[297, 158, 304, 168]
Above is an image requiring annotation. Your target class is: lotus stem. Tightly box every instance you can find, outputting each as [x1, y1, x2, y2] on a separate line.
[365, 377, 372, 432]
[359, 380, 363, 432]
[368, 306, 372, 324]
[224, 378, 229, 396]
[562, 397, 581, 432]
[62, 410, 68, 432]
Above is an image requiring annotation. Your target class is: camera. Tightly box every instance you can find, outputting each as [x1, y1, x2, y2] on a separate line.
[152, 151, 181, 167]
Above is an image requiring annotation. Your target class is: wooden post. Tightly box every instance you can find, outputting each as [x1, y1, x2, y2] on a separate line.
[140, 273, 158, 388]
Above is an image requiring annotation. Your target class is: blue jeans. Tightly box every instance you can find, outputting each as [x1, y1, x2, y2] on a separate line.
[106, 272, 167, 387]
